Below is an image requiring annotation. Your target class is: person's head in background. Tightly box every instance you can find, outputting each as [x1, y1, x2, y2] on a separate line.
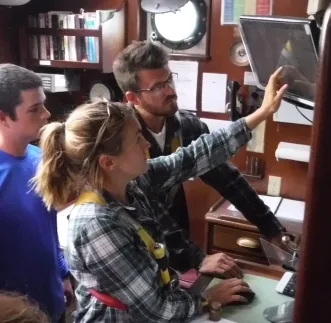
[33, 100, 150, 210]
[113, 41, 178, 119]
[0, 292, 49, 323]
[0, 64, 50, 156]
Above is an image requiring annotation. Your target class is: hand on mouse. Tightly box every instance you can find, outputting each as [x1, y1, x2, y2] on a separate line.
[203, 278, 252, 305]
[199, 253, 243, 279]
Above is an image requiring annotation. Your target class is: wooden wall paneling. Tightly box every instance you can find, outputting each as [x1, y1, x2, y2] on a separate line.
[0, 8, 15, 63]
[198, 0, 311, 200]
[293, 4, 331, 322]
[0, 5, 32, 64]
[184, 0, 312, 249]
[184, 179, 221, 249]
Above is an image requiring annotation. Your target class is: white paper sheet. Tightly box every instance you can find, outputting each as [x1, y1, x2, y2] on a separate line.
[246, 120, 266, 153]
[168, 60, 198, 111]
[228, 194, 282, 214]
[273, 100, 314, 125]
[275, 198, 305, 222]
[201, 73, 228, 113]
[200, 118, 232, 133]
[57, 205, 74, 249]
[221, 0, 273, 25]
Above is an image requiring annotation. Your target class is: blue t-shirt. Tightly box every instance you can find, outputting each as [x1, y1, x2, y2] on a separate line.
[0, 144, 68, 322]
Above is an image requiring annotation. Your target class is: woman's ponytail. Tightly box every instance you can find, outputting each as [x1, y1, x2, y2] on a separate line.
[32, 122, 75, 210]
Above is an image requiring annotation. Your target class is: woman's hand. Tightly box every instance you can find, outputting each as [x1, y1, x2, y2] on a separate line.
[199, 253, 243, 279]
[261, 67, 289, 115]
[203, 278, 253, 305]
[245, 67, 288, 130]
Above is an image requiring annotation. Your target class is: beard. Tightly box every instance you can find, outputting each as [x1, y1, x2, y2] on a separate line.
[144, 95, 179, 117]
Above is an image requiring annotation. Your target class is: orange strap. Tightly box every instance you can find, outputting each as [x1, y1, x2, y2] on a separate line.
[89, 289, 127, 311]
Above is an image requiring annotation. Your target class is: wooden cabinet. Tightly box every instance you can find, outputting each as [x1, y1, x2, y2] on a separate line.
[205, 198, 302, 264]
[19, 6, 125, 73]
[212, 225, 267, 263]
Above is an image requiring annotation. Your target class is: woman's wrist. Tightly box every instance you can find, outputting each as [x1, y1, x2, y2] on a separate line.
[244, 107, 270, 131]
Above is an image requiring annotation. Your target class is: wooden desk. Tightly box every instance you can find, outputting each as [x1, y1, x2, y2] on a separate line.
[191, 260, 292, 323]
[205, 198, 302, 264]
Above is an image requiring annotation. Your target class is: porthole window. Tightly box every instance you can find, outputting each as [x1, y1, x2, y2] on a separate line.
[150, 0, 207, 50]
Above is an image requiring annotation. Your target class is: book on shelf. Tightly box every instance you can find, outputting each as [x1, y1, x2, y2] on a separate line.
[27, 10, 112, 64]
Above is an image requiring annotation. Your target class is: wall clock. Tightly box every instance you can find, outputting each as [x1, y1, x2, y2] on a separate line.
[89, 82, 113, 101]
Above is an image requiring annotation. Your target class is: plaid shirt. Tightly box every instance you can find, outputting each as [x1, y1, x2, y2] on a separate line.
[137, 110, 285, 272]
[66, 119, 251, 323]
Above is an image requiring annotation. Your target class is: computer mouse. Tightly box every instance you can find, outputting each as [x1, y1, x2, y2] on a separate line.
[240, 290, 255, 302]
[228, 289, 256, 305]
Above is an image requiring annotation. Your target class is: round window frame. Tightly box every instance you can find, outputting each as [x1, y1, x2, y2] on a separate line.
[150, 0, 208, 50]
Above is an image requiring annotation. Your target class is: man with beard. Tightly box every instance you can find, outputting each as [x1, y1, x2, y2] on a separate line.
[113, 41, 286, 277]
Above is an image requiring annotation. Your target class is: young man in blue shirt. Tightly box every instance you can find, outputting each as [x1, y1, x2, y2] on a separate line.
[0, 64, 73, 322]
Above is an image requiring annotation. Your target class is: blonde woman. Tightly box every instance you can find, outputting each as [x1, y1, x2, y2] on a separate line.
[33, 69, 286, 322]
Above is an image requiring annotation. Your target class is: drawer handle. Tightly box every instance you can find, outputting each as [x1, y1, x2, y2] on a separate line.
[236, 237, 260, 249]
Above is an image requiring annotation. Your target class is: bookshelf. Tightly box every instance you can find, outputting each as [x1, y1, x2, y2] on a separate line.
[19, 6, 125, 73]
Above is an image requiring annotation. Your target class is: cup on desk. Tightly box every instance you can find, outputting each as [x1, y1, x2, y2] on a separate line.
[209, 302, 222, 321]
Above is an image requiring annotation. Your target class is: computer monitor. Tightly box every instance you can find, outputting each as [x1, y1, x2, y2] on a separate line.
[239, 16, 320, 109]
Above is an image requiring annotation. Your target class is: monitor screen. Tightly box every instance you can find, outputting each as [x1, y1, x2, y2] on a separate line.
[239, 16, 320, 108]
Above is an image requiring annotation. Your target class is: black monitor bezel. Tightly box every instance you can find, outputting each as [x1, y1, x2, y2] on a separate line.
[239, 15, 320, 110]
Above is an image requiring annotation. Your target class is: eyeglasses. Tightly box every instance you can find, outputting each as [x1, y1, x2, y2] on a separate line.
[136, 73, 178, 94]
